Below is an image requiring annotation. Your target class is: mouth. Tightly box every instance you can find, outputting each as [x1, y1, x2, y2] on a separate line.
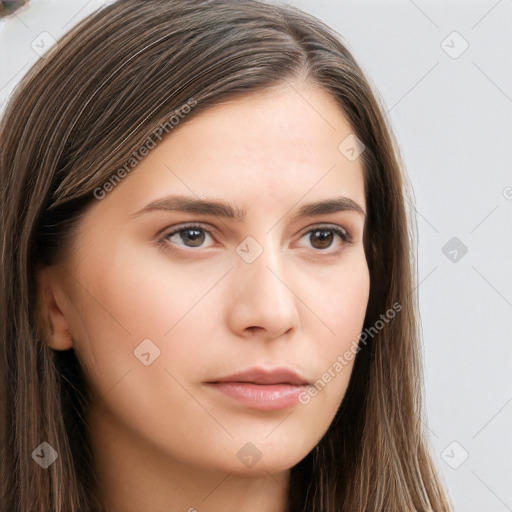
[205, 367, 310, 411]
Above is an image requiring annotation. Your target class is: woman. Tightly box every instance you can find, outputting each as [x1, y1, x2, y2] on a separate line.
[0, 0, 452, 510]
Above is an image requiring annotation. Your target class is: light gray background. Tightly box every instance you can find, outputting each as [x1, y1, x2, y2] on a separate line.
[1, 1, 511, 510]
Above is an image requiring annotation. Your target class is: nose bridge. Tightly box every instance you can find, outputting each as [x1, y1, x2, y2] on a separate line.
[237, 229, 286, 287]
[232, 230, 300, 337]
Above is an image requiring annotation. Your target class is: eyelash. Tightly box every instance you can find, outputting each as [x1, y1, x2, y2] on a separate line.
[157, 222, 353, 255]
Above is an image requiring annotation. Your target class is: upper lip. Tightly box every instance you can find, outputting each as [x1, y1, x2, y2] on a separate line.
[210, 368, 308, 386]
[207, 367, 309, 386]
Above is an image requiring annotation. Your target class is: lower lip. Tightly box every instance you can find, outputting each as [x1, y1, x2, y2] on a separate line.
[206, 382, 307, 411]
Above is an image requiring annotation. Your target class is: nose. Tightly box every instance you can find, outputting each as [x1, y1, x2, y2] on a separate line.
[226, 236, 301, 341]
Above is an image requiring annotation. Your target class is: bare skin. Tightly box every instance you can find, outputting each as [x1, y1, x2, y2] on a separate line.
[36, 81, 370, 512]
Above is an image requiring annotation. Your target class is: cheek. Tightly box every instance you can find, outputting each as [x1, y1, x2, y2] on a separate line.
[90, 241, 231, 339]
[297, 251, 369, 406]
[304, 248, 370, 351]
[64, 243, 230, 397]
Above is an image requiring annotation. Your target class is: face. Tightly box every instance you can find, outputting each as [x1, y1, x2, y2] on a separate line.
[39, 82, 370, 478]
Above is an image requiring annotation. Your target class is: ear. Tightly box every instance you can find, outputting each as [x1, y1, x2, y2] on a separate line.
[34, 265, 74, 351]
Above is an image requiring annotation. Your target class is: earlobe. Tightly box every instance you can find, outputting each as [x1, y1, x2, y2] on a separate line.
[34, 266, 74, 351]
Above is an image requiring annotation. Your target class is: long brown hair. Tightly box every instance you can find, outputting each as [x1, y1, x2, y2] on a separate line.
[0, 1, 452, 510]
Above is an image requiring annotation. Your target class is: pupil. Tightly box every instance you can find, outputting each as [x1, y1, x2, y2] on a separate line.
[312, 229, 333, 249]
[182, 228, 204, 247]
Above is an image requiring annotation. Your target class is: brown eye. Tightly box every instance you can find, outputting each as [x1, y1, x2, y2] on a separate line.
[163, 224, 214, 249]
[309, 229, 335, 250]
[300, 225, 350, 252]
[173, 227, 206, 247]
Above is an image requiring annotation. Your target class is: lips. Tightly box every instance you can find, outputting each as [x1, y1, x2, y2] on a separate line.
[205, 367, 310, 411]
[209, 367, 310, 386]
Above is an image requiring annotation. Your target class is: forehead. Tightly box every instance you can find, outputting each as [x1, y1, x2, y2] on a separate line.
[88, 82, 366, 226]
[135, 84, 361, 186]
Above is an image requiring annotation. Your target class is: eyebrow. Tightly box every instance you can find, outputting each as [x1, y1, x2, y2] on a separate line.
[130, 194, 366, 220]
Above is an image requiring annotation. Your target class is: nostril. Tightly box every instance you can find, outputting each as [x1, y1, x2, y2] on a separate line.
[245, 326, 266, 335]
